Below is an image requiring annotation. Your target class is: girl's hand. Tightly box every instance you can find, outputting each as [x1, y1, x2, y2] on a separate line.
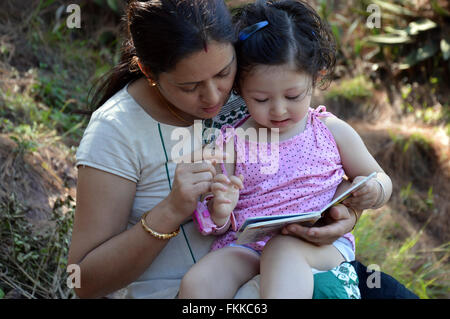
[166, 143, 232, 222]
[210, 174, 244, 226]
[342, 176, 381, 210]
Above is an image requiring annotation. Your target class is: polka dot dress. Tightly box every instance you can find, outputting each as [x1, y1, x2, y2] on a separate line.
[211, 106, 350, 252]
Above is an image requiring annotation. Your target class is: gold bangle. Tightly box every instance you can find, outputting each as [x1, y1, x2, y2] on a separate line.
[140, 210, 180, 240]
[348, 206, 359, 230]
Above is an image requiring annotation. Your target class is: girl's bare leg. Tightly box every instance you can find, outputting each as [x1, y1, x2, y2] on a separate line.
[178, 246, 260, 299]
[260, 235, 345, 299]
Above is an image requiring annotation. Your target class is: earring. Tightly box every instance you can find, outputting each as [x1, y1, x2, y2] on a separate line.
[147, 78, 157, 87]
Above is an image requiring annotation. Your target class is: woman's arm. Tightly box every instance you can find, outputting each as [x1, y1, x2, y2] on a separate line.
[68, 160, 216, 298]
[68, 167, 182, 298]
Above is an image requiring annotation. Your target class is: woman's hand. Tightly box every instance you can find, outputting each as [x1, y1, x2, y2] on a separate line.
[166, 161, 218, 221]
[281, 204, 358, 246]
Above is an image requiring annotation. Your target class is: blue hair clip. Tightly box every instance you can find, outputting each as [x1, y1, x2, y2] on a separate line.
[239, 21, 269, 41]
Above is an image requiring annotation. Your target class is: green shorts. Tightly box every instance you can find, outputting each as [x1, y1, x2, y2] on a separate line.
[313, 262, 361, 299]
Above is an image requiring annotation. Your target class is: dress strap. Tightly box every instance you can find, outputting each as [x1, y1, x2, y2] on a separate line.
[215, 125, 234, 146]
[214, 125, 236, 176]
[311, 105, 333, 118]
[309, 105, 335, 148]
[309, 105, 334, 128]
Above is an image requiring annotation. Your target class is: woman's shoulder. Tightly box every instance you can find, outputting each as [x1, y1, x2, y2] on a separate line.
[85, 84, 163, 144]
[92, 84, 145, 123]
[76, 84, 153, 182]
[78, 83, 157, 155]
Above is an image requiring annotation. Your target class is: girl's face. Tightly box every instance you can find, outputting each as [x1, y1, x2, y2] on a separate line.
[157, 41, 237, 120]
[239, 63, 313, 134]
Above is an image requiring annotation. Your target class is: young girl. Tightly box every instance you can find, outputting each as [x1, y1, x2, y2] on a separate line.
[178, 0, 392, 299]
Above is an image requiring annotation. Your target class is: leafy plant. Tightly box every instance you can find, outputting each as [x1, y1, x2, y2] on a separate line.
[93, 0, 124, 15]
[0, 193, 76, 299]
[325, 75, 373, 100]
[364, 0, 449, 70]
[400, 182, 414, 202]
[425, 187, 434, 208]
[8, 124, 42, 155]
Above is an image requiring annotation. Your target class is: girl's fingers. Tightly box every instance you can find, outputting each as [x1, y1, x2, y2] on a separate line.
[346, 198, 375, 210]
[228, 175, 244, 189]
[213, 174, 231, 184]
[353, 183, 375, 196]
[356, 192, 377, 203]
[214, 196, 232, 204]
[211, 182, 229, 193]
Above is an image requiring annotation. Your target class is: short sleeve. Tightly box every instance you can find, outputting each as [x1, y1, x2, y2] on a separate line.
[76, 111, 140, 183]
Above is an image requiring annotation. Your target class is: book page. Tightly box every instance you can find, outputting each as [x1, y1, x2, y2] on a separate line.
[236, 172, 377, 244]
[236, 212, 321, 244]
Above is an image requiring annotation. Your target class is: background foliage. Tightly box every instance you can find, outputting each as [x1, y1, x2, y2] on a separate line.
[0, 0, 448, 299]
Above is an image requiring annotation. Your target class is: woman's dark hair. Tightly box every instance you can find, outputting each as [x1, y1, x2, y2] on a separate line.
[233, 0, 336, 91]
[89, 0, 236, 111]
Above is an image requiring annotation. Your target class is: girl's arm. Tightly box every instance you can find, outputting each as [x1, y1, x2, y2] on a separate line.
[322, 116, 392, 210]
[202, 138, 243, 227]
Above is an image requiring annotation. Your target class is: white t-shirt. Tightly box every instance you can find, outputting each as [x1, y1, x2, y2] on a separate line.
[76, 82, 249, 298]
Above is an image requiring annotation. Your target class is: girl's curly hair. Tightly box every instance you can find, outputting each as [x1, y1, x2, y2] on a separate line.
[233, 0, 336, 91]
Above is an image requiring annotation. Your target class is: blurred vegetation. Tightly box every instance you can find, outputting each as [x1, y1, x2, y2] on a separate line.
[0, 193, 75, 298]
[0, 0, 448, 298]
[354, 211, 449, 299]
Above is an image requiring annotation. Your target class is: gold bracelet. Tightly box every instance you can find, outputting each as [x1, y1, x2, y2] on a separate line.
[348, 206, 359, 230]
[140, 210, 180, 240]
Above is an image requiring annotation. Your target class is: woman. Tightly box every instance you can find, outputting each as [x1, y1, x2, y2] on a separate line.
[68, 0, 370, 299]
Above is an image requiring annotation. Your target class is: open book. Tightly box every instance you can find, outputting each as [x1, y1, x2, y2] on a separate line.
[236, 172, 377, 245]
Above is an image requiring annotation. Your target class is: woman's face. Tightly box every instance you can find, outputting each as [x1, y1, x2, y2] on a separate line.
[157, 42, 237, 119]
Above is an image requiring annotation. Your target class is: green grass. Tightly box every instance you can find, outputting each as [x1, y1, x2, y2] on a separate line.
[0, 2, 100, 298]
[0, 86, 86, 150]
[0, 193, 76, 299]
[325, 75, 373, 101]
[0, 2, 119, 145]
[354, 209, 449, 299]
[389, 131, 433, 154]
